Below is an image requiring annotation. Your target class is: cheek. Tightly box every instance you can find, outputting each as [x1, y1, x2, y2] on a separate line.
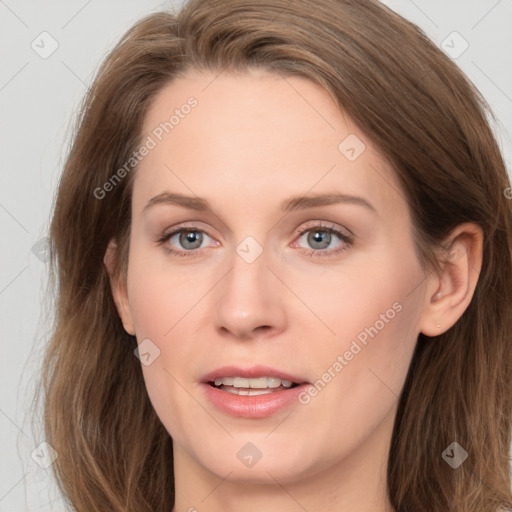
[285, 247, 422, 358]
[125, 251, 217, 440]
[295, 247, 423, 426]
[126, 246, 212, 338]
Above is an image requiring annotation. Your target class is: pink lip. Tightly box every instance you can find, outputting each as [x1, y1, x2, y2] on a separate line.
[201, 382, 310, 419]
[200, 365, 309, 419]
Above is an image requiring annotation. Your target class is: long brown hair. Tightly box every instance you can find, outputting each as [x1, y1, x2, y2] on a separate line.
[38, 0, 512, 510]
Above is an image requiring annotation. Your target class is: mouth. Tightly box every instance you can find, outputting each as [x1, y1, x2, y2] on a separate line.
[208, 376, 300, 396]
[201, 366, 310, 418]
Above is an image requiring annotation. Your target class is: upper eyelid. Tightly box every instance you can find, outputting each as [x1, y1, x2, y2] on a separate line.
[161, 221, 217, 238]
[296, 221, 353, 237]
[162, 221, 350, 238]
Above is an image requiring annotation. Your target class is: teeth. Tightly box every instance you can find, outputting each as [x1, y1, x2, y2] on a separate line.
[223, 387, 275, 396]
[214, 377, 231, 386]
[213, 376, 294, 389]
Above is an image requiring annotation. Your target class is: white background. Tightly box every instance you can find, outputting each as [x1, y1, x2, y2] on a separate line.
[1, 0, 511, 510]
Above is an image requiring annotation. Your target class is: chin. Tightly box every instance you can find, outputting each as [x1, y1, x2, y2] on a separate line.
[180, 429, 333, 485]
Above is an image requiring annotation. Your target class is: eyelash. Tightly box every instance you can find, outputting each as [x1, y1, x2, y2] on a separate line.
[156, 222, 354, 259]
[295, 223, 354, 258]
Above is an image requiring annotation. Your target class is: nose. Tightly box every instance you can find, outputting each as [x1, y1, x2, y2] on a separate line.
[214, 247, 287, 340]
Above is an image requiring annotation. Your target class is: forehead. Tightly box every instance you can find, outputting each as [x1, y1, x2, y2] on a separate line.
[134, 69, 406, 221]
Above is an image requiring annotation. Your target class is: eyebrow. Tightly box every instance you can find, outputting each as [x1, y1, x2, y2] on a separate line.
[142, 191, 378, 216]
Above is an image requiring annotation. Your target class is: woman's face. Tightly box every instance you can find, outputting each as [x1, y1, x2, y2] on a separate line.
[113, 68, 433, 485]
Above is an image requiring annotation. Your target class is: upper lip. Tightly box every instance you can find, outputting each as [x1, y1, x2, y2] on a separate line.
[201, 365, 308, 384]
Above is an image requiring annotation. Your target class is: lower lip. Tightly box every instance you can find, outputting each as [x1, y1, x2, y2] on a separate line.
[202, 383, 309, 419]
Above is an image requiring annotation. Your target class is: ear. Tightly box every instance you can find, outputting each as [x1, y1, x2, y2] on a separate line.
[103, 239, 136, 336]
[419, 222, 483, 337]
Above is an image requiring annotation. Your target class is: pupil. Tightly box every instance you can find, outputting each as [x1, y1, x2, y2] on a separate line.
[308, 230, 330, 250]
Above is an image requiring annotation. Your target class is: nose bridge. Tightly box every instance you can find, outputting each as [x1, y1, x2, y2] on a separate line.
[214, 240, 286, 338]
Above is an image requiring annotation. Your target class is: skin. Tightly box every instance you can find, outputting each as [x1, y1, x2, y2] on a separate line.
[105, 68, 483, 512]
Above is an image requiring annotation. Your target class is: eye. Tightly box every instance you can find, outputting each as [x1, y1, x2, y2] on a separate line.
[156, 222, 354, 258]
[157, 226, 217, 257]
[293, 222, 354, 257]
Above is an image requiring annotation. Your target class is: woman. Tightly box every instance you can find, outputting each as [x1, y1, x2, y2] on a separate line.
[39, 0, 512, 510]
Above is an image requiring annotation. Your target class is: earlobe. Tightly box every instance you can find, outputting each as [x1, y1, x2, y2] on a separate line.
[419, 223, 483, 337]
[103, 239, 136, 336]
